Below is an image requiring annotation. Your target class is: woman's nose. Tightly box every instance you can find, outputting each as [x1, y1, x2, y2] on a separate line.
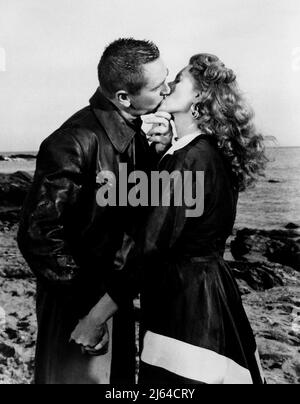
[161, 82, 172, 96]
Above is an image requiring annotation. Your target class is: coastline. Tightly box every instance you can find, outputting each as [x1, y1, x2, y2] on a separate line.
[0, 169, 299, 384]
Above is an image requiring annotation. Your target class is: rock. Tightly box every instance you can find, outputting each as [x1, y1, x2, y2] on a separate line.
[268, 241, 300, 272]
[0, 171, 32, 208]
[8, 154, 36, 160]
[231, 228, 300, 271]
[268, 179, 281, 183]
[17, 320, 30, 331]
[5, 328, 19, 340]
[0, 171, 32, 226]
[0, 209, 21, 226]
[235, 279, 252, 295]
[0, 262, 33, 279]
[0, 343, 16, 358]
[285, 223, 299, 230]
[229, 260, 300, 292]
[0, 226, 33, 279]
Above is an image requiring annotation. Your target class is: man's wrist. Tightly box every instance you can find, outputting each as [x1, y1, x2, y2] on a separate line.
[88, 307, 106, 326]
[88, 293, 118, 324]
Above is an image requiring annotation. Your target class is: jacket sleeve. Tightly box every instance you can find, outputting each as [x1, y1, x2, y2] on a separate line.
[18, 130, 86, 287]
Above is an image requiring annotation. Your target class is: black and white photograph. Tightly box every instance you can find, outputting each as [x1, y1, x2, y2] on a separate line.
[0, 0, 299, 386]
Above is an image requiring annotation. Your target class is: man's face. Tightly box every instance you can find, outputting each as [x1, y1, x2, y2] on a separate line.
[128, 58, 171, 115]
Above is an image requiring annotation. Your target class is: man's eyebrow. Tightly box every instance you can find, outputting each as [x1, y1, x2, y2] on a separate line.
[151, 68, 169, 90]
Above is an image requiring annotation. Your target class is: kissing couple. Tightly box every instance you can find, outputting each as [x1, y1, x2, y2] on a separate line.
[18, 38, 266, 384]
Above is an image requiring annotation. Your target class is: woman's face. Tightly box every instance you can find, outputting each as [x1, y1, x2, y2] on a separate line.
[158, 66, 199, 114]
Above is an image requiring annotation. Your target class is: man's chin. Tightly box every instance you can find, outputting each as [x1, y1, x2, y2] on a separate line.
[152, 99, 168, 113]
[148, 103, 162, 114]
[157, 101, 173, 114]
[143, 99, 169, 115]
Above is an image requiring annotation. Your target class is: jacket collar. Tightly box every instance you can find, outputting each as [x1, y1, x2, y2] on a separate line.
[89, 88, 137, 154]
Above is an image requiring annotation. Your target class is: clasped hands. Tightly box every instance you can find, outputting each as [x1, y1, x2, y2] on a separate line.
[70, 314, 109, 356]
[70, 293, 118, 356]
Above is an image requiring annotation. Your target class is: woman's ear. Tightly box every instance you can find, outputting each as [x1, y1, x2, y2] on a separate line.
[116, 91, 131, 108]
[192, 93, 201, 105]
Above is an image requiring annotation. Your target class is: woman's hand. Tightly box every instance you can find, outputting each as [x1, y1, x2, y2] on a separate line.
[143, 112, 174, 153]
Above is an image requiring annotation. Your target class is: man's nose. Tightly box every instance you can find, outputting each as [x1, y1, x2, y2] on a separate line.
[161, 82, 172, 96]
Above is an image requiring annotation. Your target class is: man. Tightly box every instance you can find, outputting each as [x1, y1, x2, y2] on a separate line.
[18, 38, 171, 384]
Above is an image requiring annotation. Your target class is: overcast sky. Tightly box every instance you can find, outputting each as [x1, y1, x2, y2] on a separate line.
[0, 0, 300, 151]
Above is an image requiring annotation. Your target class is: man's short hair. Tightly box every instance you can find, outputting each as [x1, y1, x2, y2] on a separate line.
[98, 38, 160, 97]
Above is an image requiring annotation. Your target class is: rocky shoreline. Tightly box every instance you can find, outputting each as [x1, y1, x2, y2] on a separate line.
[0, 154, 36, 162]
[0, 171, 299, 384]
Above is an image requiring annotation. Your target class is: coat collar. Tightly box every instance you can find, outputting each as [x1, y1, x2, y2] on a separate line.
[89, 88, 138, 154]
[160, 131, 203, 164]
[159, 132, 217, 165]
[164, 131, 203, 156]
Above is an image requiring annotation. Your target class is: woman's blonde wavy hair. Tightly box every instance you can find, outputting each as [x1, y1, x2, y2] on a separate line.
[189, 53, 267, 191]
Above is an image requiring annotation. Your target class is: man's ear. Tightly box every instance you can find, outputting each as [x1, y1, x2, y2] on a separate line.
[116, 90, 131, 108]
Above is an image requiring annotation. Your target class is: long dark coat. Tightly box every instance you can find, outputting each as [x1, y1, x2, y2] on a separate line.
[18, 89, 157, 384]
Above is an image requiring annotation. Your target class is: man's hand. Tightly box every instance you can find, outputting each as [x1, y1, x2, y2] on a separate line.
[70, 316, 109, 355]
[143, 112, 173, 154]
[70, 293, 118, 355]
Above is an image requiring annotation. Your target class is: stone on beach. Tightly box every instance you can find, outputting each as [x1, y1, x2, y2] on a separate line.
[285, 222, 299, 230]
[231, 228, 300, 271]
[0, 154, 36, 161]
[0, 171, 33, 227]
[8, 154, 36, 160]
[0, 171, 32, 207]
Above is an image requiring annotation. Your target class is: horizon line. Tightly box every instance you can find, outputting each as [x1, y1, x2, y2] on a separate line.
[1, 145, 300, 154]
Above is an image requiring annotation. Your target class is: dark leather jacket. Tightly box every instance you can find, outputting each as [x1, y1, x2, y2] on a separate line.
[18, 89, 157, 309]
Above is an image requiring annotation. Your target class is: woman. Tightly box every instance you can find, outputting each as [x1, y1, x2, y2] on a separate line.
[72, 54, 267, 384]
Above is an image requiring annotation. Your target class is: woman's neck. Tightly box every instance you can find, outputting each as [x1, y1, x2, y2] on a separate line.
[173, 112, 200, 139]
